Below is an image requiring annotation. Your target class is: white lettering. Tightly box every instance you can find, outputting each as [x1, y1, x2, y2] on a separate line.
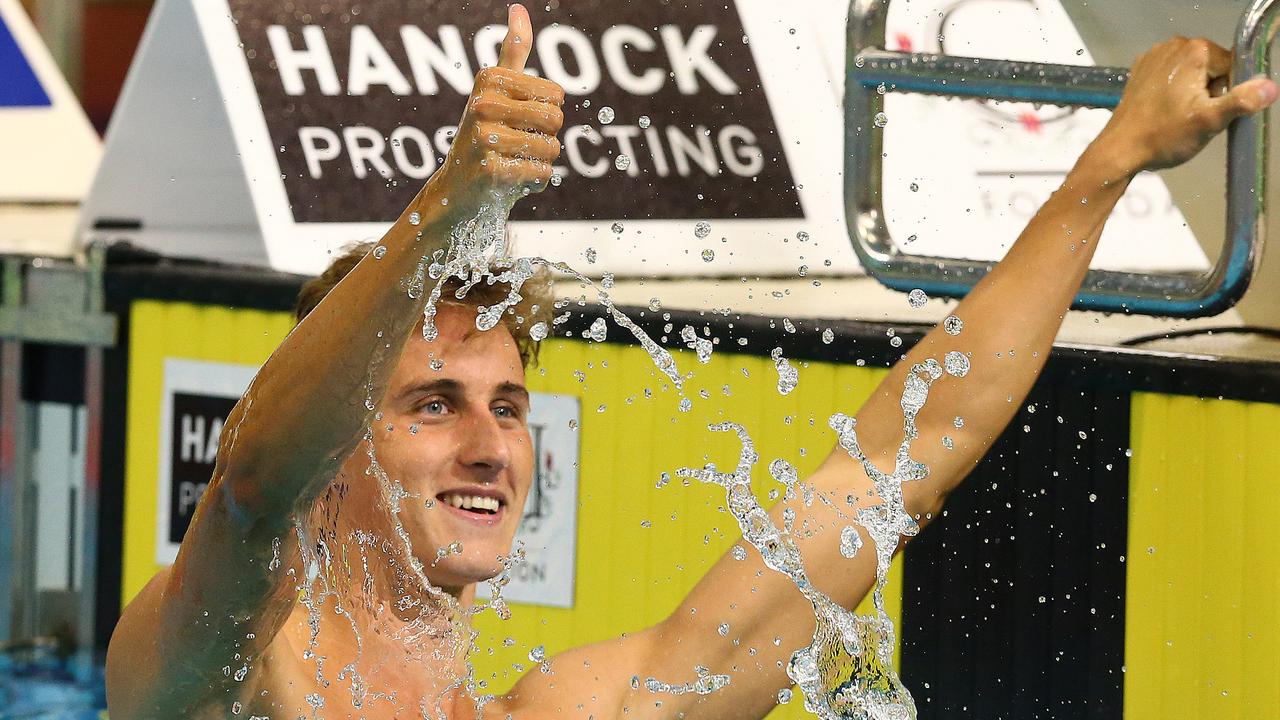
[348, 25, 412, 96]
[178, 480, 208, 516]
[205, 417, 224, 468]
[719, 124, 763, 176]
[401, 25, 473, 95]
[537, 25, 601, 95]
[180, 414, 206, 463]
[660, 25, 738, 95]
[299, 127, 342, 178]
[475, 24, 507, 69]
[601, 26, 663, 95]
[343, 127, 394, 179]
[666, 125, 719, 176]
[390, 126, 437, 179]
[564, 125, 608, 178]
[267, 25, 341, 96]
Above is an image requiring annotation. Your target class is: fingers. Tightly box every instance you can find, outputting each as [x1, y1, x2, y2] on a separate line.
[498, 4, 533, 72]
[485, 151, 554, 188]
[475, 122, 562, 163]
[476, 66, 564, 105]
[471, 93, 564, 135]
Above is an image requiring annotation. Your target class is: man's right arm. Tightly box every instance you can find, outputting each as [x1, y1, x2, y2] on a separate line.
[105, 8, 563, 716]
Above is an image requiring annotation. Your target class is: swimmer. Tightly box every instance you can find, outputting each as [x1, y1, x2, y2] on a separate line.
[105, 6, 1276, 719]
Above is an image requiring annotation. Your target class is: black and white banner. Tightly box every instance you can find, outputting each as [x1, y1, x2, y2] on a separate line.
[155, 359, 256, 563]
[229, 0, 802, 225]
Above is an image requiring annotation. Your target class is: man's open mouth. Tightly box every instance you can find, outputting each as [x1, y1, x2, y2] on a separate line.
[437, 492, 503, 516]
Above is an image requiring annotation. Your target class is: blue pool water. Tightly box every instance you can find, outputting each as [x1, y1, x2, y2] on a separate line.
[0, 653, 105, 720]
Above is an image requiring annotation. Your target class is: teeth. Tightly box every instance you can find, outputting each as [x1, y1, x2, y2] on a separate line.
[440, 493, 500, 513]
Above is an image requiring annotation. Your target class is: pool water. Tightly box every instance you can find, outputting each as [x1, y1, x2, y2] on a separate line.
[0, 652, 105, 720]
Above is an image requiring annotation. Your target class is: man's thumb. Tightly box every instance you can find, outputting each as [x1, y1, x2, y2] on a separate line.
[498, 4, 533, 71]
[1218, 76, 1279, 118]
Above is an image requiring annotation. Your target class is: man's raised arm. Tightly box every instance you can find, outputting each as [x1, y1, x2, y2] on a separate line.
[105, 7, 564, 717]
[505, 38, 1275, 720]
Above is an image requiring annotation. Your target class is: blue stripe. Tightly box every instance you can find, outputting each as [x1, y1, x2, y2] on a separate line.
[0, 12, 51, 107]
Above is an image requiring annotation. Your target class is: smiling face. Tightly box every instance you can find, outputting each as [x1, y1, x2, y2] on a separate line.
[340, 303, 535, 592]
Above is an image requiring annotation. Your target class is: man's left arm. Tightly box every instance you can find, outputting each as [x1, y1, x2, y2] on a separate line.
[501, 38, 1275, 720]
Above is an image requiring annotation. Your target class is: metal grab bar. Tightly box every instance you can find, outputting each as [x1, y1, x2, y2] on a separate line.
[844, 0, 1280, 318]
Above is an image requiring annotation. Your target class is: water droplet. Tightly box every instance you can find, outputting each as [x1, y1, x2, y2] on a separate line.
[777, 688, 793, 704]
[718, 622, 730, 636]
[585, 247, 598, 263]
[732, 545, 748, 560]
[702, 249, 715, 262]
[550, 174, 563, 187]
[954, 416, 965, 428]
[874, 112, 889, 128]
[909, 182, 919, 192]
[582, 99, 591, 108]
[529, 322, 548, 341]
[783, 319, 796, 333]
[694, 221, 712, 239]
[586, 318, 607, 342]
[943, 315, 964, 335]
[944, 351, 970, 377]
[771, 347, 799, 395]
[487, 133, 499, 144]
[372, 245, 387, 259]
[839, 525, 863, 558]
[429, 358, 445, 371]
[611, 221, 624, 234]
[906, 233, 918, 244]
[614, 154, 631, 171]
[908, 290, 929, 310]
[529, 645, 546, 662]
[648, 297, 662, 312]
[597, 106, 616, 124]
[942, 435, 954, 450]
[796, 231, 810, 242]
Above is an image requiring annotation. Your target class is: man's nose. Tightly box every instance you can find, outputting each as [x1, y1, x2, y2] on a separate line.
[457, 409, 512, 476]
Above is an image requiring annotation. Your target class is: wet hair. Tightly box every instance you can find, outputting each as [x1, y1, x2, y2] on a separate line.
[295, 241, 556, 368]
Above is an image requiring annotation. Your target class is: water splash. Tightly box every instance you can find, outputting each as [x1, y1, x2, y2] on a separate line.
[675, 357, 953, 719]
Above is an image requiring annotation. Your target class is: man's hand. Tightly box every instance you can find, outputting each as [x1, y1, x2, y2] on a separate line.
[1097, 37, 1277, 174]
[426, 4, 565, 205]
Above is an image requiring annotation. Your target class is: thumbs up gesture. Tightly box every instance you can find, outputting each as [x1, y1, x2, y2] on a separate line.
[427, 4, 565, 205]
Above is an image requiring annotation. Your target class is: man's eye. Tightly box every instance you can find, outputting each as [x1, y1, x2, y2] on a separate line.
[422, 400, 450, 415]
[493, 405, 519, 419]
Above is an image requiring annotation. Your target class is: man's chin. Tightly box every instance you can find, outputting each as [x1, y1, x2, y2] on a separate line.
[420, 553, 506, 591]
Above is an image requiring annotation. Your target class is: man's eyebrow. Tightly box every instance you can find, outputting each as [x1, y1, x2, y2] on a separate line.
[496, 382, 530, 403]
[396, 378, 463, 400]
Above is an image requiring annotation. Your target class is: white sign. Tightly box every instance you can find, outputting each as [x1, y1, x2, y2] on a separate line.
[78, 0, 852, 278]
[874, 0, 1208, 273]
[155, 358, 257, 564]
[477, 392, 581, 609]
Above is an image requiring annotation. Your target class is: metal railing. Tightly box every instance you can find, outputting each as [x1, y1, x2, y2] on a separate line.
[845, 0, 1280, 317]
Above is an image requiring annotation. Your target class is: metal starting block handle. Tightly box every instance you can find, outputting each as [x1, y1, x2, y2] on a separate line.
[844, 0, 1280, 318]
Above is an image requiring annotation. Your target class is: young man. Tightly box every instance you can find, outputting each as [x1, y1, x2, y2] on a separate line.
[105, 6, 1276, 719]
